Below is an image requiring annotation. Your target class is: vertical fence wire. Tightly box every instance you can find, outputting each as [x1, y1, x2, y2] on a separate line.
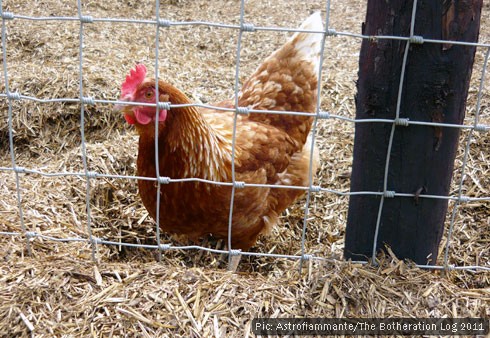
[1, 3, 31, 256]
[442, 46, 490, 269]
[77, 0, 97, 262]
[226, 0, 248, 268]
[298, 2, 332, 271]
[153, 0, 164, 262]
[371, 0, 419, 263]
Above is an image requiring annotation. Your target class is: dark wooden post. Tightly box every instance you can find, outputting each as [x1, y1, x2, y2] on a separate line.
[345, 0, 482, 264]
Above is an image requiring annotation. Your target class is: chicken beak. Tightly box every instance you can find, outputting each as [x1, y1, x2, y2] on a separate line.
[114, 96, 138, 124]
[113, 98, 129, 113]
[113, 103, 123, 112]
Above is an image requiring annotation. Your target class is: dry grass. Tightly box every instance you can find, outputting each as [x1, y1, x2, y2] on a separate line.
[0, 0, 489, 337]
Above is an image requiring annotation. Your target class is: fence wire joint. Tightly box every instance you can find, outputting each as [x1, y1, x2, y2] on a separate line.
[310, 185, 322, 193]
[394, 118, 409, 126]
[236, 107, 250, 115]
[157, 19, 172, 28]
[1, 12, 14, 20]
[7, 91, 20, 100]
[383, 190, 395, 198]
[443, 264, 456, 271]
[14, 166, 26, 174]
[25, 231, 37, 239]
[409, 35, 424, 44]
[81, 96, 95, 105]
[318, 111, 330, 119]
[86, 171, 98, 179]
[158, 176, 171, 185]
[241, 23, 255, 32]
[79, 15, 93, 24]
[233, 181, 245, 189]
[301, 254, 313, 261]
[229, 249, 242, 256]
[474, 124, 489, 132]
[91, 236, 102, 245]
[157, 102, 171, 110]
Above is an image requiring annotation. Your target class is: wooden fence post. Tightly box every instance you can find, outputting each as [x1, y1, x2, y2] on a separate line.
[345, 0, 483, 264]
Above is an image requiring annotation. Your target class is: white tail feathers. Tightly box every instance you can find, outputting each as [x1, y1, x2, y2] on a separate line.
[299, 11, 324, 32]
[289, 12, 324, 74]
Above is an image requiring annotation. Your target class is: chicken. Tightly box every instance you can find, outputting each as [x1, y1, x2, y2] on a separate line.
[114, 12, 323, 251]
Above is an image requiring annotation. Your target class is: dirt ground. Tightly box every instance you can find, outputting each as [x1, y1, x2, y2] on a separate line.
[0, 0, 489, 336]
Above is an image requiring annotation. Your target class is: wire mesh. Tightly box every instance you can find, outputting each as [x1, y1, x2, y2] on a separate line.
[371, 0, 419, 264]
[0, 0, 489, 272]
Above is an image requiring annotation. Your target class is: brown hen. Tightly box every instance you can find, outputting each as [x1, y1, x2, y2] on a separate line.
[115, 12, 323, 251]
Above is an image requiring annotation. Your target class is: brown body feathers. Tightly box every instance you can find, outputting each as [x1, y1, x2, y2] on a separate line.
[117, 12, 323, 250]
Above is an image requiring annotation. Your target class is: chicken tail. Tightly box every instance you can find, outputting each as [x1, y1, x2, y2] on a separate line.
[289, 11, 324, 75]
[238, 12, 324, 148]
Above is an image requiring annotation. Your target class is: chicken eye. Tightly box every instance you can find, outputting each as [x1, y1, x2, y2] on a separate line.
[145, 90, 154, 99]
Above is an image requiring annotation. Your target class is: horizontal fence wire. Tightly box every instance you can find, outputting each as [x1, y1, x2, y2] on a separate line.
[4, 12, 490, 48]
[1, 1, 489, 272]
[0, 94, 488, 131]
[2, 165, 490, 202]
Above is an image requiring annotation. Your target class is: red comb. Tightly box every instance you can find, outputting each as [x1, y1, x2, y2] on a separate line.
[121, 64, 147, 97]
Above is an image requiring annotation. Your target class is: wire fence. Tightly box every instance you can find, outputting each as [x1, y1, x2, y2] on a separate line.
[1, 0, 489, 272]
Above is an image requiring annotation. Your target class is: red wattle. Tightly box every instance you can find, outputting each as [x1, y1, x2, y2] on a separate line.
[135, 109, 152, 125]
[124, 113, 136, 124]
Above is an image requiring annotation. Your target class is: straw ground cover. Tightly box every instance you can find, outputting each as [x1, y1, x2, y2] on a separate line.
[1, 0, 489, 336]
